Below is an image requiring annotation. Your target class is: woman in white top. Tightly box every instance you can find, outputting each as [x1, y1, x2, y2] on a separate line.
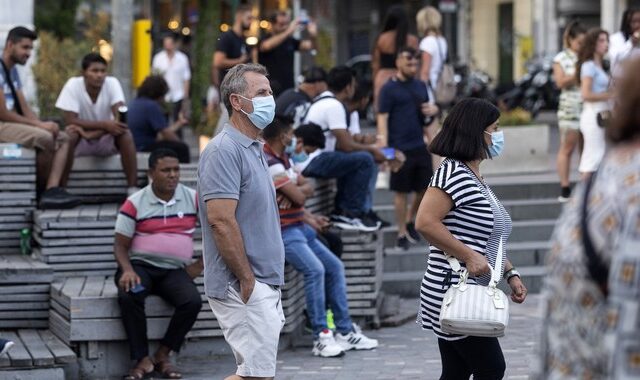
[553, 21, 586, 202]
[416, 6, 447, 101]
[609, 9, 640, 75]
[577, 28, 613, 178]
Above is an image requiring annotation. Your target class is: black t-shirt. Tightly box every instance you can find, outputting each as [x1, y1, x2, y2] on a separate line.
[378, 77, 429, 152]
[258, 34, 300, 96]
[216, 30, 248, 83]
[275, 88, 311, 127]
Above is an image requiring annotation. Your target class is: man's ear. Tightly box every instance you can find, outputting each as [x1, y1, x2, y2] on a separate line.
[229, 94, 243, 112]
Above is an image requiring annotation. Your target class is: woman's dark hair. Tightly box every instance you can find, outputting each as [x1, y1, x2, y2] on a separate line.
[148, 148, 179, 169]
[380, 5, 410, 56]
[81, 53, 108, 70]
[608, 57, 640, 143]
[620, 9, 637, 40]
[352, 80, 372, 103]
[262, 116, 293, 141]
[137, 75, 169, 100]
[429, 98, 500, 161]
[294, 123, 325, 149]
[562, 20, 586, 48]
[576, 28, 608, 85]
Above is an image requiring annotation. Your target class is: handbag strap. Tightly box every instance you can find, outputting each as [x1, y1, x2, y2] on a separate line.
[0, 59, 23, 116]
[580, 170, 609, 296]
[447, 236, 504, 287]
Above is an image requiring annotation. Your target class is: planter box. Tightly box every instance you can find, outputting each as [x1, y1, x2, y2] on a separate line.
[482, 124, 551, 175]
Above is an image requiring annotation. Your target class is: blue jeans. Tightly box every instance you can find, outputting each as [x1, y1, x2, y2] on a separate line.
[282, 223, 353, 337]
[302, 151, 376, 215]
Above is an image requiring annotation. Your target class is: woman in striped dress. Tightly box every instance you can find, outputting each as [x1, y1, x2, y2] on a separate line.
[415, 98, 528, 379]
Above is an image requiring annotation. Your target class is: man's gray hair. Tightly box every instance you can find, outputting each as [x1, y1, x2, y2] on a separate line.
[220, 63, 269, 115]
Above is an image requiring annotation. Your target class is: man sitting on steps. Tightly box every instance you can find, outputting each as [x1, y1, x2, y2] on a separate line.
[302, 66, 402, 231]
[0, 26, 80, 209]
[56, 53, 139, 196]
[113, 149, 203, 380]
[263, 118, 379, 358]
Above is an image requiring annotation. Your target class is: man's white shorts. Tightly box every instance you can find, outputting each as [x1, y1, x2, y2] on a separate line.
[208, 280, 285, 378]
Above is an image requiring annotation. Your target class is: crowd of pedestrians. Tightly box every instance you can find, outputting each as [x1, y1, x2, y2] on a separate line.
[1, 3, 640, 379]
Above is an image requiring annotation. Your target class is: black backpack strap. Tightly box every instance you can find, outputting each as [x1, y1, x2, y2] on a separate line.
[0, 60, 23, 116]
[301, 94, 350, 130]
[581, 170, 609, 296]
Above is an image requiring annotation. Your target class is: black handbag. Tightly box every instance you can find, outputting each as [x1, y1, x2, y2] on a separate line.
[596, 110, 612, 128]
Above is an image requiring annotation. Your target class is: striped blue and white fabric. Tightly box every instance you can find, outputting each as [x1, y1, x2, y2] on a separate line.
[418, 158, 513, 340]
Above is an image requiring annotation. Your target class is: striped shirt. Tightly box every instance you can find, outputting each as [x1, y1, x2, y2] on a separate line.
[264, 144, 305, 228]
[115, 183, 198, 269]
[418, 158, 512, 340]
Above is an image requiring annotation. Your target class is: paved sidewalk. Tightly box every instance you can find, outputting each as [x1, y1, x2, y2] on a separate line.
[176, 295, 543, 379]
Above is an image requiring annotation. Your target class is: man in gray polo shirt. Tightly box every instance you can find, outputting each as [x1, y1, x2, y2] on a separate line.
[197, 63, 284, 380]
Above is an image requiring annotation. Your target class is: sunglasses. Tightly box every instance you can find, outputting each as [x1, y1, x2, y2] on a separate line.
[400, 53, 420, 60]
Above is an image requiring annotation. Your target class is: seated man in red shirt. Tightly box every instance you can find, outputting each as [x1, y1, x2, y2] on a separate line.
[113, 148, 203, 380]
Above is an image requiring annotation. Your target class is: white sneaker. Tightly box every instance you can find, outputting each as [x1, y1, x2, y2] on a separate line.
[335, 323, 379, 351]
[312, 329, 345, 358]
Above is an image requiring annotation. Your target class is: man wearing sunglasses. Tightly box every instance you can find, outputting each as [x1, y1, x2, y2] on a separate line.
[377, 47, 439, 250]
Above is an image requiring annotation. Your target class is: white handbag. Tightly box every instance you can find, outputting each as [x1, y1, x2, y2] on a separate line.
[439, 238, 509, 337]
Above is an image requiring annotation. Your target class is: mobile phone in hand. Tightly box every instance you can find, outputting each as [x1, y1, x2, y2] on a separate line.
[382, 147, 396, 160]
[130, 283, 145, 293]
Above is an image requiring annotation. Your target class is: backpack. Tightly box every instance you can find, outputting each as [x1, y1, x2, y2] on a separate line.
[432, 38, 456, 105]
[300, 94, 351, 131]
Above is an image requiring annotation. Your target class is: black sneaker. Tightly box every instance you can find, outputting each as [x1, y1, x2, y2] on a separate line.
[396, 236, 410, 250]
[558, 186, 571, 203]
[367, 210, 390, 228]
[330, 211, 380, 232]
[406, 222, 421, 242]
[39, 187, 82, 210]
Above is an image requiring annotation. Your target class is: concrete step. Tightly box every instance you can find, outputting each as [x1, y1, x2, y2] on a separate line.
[372, 198, 564, 226]
[373, 172, 579, 205]
[381, 238, 550, 298]
[510, 219, 557, 242]
[379, 219, 557, 247]
[382, 265, 547, 298]
[382, 240, 549, 274]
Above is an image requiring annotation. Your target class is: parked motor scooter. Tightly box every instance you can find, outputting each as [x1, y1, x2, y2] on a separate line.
[453, 63, 497, 104]
[497, 55, 559, 118]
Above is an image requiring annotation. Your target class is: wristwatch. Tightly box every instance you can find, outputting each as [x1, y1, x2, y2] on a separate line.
[503, 268, 521, 281]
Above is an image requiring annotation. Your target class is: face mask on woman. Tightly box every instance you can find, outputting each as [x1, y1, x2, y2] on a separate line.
[485, 130, 505, 158]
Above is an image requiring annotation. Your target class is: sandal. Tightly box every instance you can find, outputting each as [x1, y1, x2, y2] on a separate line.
[155, 359, 182, 379]
[123, 359, 154, 380]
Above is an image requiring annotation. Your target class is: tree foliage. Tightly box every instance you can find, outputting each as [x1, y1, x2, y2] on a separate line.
[191, 0, 220, 136]
[34, 0, 81, 39]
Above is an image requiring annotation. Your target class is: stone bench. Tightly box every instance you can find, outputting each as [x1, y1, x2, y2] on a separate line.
[66, 154, 150, 203]
[0, 145, 36, 254]
[0, 329, 77, 380]
[49, 269, 305, 345]
[0, 255, 53, 329]
[48, 268, 305, 378]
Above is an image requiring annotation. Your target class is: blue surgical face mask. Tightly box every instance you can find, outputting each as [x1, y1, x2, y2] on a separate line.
[285, 136, 297, 155]
[238, 94, 275, 130]
[291, 149, 309, 164]
[485, 130, 504, 158]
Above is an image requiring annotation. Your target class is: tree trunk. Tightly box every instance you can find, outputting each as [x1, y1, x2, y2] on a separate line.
[191, 0, 220, 136]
